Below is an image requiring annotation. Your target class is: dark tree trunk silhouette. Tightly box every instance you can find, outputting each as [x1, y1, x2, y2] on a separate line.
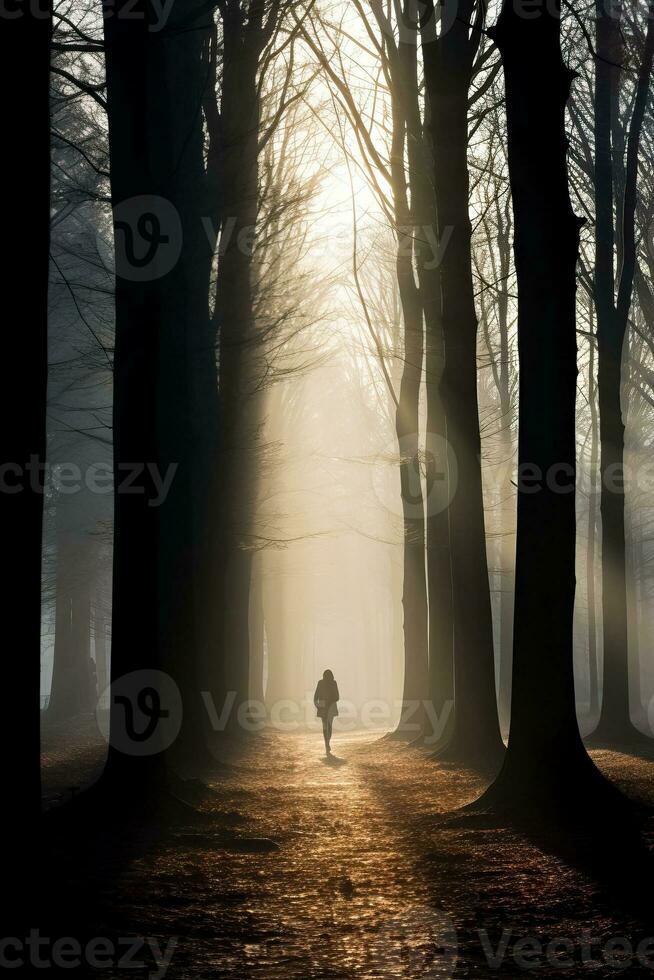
[422, 0, 503, 767]
[497, 425, 515, 734]
[425, 294, 454, 741]
[50, 593, 74, 717]
[590, 0, 654, 749]
[496, 199, 515, 735]
[48, 524, 95, 721]
[212, 11, 260, 727]
[202, 1, 282, 735]
[425, 352, 454, 740]
[97, 0, 214, 798]
[411, 60, 454, 747]
[626, 506, 644, 719]
[48, 529, 78, 721]
[0, 0, 50, 908]
[94, 602, 108, 705]
[480, 0, 612, 812]
[73, 576, 92, 712]
[390, 31, 429, 739]
[587, 329, 600, 719]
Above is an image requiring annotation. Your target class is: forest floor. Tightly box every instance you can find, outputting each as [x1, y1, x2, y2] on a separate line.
[41, 725, 654, 979]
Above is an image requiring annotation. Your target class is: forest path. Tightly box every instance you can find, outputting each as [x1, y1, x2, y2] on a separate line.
[93, 732, 654, 979]
[201, 730, 464, 979]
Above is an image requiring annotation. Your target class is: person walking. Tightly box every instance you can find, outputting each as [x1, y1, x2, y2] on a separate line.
[314, 669, 339, 756]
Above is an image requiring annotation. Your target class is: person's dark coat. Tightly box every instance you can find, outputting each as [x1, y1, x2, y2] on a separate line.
[314, 678, 339, 719]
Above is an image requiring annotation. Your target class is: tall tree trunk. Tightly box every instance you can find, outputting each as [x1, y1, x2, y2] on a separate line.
[480, 0, 612, 813]
[496, 202, 515, 735]
[411, 58, 454, 746]
[498, 424, 516, 733]
[94, 603, 108, 705]
[50, 595, 74, 717]
[591, 0, 654, 748]
[422, 0, 503, 766]
[592, 0, 631, 742]
[587, 331, 600, 719]
[627, 506, 644, 722]
[425, 317, 454, 741]
[73, 575, 92, 713]
[0, 0, 50, 910]
[48, 525, 96, 721]
[97, 0, 213, 798]
[48, 528, 78, 721]
[391, 66, 429, 739]
[203, 4, 275, 734]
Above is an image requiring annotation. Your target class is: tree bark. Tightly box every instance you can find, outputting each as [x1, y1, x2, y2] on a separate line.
[591, 0, 654, 748]
[587, 331, 600, 719]
[48, 528, 78, 721]
[98, 0, 214, 797]
[202, 2, 280, 733]
[394, 272, 430, 737]
[0, 0, 50, 907]
[73, 576, 92, 713]
[386, 27, 430, 738]
[94, 604, 108, 705]
[496, 201, 515, 735]
[422, 0, 503, 766]
[410, 54, 454, 746]
[479, 0, 612, 813]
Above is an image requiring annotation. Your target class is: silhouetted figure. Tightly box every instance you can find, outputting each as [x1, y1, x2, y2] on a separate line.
[314, 669, 339, 756]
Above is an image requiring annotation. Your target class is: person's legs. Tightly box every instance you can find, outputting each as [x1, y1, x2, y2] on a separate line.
[325, 715, 333, 754]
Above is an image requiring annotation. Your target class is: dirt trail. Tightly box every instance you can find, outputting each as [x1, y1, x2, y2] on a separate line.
[95, 731, 462, 978]
[69, 730, 654, 979]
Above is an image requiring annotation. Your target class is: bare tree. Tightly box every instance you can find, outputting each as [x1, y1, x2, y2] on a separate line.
[421, 0, 504, 766]
[480, 0, 620, 817]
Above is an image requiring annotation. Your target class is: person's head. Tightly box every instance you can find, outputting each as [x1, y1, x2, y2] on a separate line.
[323, 669, 334, 682]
